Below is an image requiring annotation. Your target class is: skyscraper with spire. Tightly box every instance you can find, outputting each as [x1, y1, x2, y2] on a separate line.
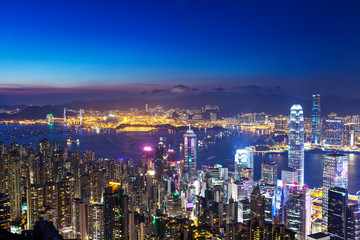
[311, 94, 321, 145]
[183, 126, 197, 182]
[288, 104, 305, 187]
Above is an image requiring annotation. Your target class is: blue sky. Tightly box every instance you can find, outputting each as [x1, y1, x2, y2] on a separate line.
[0, 0, 359, 103]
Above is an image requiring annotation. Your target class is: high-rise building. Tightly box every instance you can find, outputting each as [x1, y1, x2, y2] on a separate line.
[88, 204, 104, 240]
[288, 104, 305, 187]
[71, 198, 87, 240]
[234, 147, 254, 177]
[154, 140, 166, 181]
[250, 185, 265, 220]
[327, 187, 347, 240]
[104, 183, 129, 240]
[141, 146, 154, 170]
[322, 154, 348, 229]
[324, 119, 343, 146]
[346, 204, 360, 239]
[284, 186, 311, 240]
[27, 184, 45, 229]
[0, 193, 10, 231]
[281, 168, 299, 185]
[274, 180, 285, 225]
[183, 127, 197, 181]
[238, 198, 251, 223]
[261, 161, 278, 185]
[311, 94, 321, 145]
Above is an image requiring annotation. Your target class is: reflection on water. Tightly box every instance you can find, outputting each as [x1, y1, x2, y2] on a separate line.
[1, 123, 360, 193]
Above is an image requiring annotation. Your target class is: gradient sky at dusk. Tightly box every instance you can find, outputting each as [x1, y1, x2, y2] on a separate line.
[0, 0, 360, 104]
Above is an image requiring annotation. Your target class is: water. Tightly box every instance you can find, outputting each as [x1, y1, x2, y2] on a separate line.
[1, 123, 360, 193]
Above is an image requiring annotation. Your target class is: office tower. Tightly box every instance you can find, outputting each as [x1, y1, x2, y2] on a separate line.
[228, 179, 253, 202]
[154, 141, 165, 181]
[88, 204, 104, 240]
[104, 183, 129, 240]
[346, 204, 360, 239]
[238, 199, 251, 223]
[274, 180, 285, 224]
[285, 186, 311, 240]
[250, 185, 265, 220]
[64, 108, 66, 123]
[261, 161, 278, 185]
[288, 104, 305, 187]
[0, 193, 10, 231]
[281, 168, 299, 185]
[27, 184, 45, 229]
[183, 126, 197, 181]
[71, 198, 87, 240]
[311, 94, 321, 145]
[234, 147, 254, 177]
[324, 119, 343, 146]
[322, 154, 348, 229]
[141, 146, 153, 170]
[327, 187, 347, 240]
[264, 192, 274, 222]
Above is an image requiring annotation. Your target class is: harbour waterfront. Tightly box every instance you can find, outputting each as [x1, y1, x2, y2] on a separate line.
[1, 123, 359, 193]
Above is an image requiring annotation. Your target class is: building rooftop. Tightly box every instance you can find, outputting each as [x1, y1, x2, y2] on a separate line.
[307, 232, 330, 239]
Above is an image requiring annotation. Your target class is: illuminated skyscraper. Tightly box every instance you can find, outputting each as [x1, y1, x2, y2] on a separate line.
[324, 119, 343, 146]
[288, 104, 304, 187]
[250, 185, 265, 220]
[234, 147, 254, 178]
[284, 186, 311, 240]
[261, 161, 278, 185]
[183, 126, 197, 181]
[0, 193, 10, 231]
[141, 146, 154, 170]
[311, 94, 321, 145]
[281, 168, 299, 185]
[154, 140, 166, 181]
[104, 183, 129, 240]
[328, 187, 347, 240]
[88, 204, 104, 240]
[322, 153, 348, 230]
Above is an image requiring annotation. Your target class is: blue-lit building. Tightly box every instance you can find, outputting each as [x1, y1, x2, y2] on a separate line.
[288, 104, 305, 187]
[311, 94, 321, 145]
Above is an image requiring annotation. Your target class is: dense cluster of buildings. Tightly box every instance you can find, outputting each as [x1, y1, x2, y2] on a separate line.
[0, 94, 360, 239]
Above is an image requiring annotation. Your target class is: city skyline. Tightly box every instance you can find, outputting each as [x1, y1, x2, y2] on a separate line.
[1, 1, 360, 239]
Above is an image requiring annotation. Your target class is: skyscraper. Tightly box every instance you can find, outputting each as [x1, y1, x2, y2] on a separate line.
[250, 185, 265, 220]
[288, 104, 305, 187]
[0, 193, 10, 231]
[324, 119, 343, 146]
[284, 186, 311, 240]
[328, 187, 347, 240]
[322, 154, 348, 230]
[183, 126, 197, 181]
[261, 161, 278, 185]
[104, 183, 129, 240]
[311, 94, 321, 145]
[234, 147, 254, 178]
